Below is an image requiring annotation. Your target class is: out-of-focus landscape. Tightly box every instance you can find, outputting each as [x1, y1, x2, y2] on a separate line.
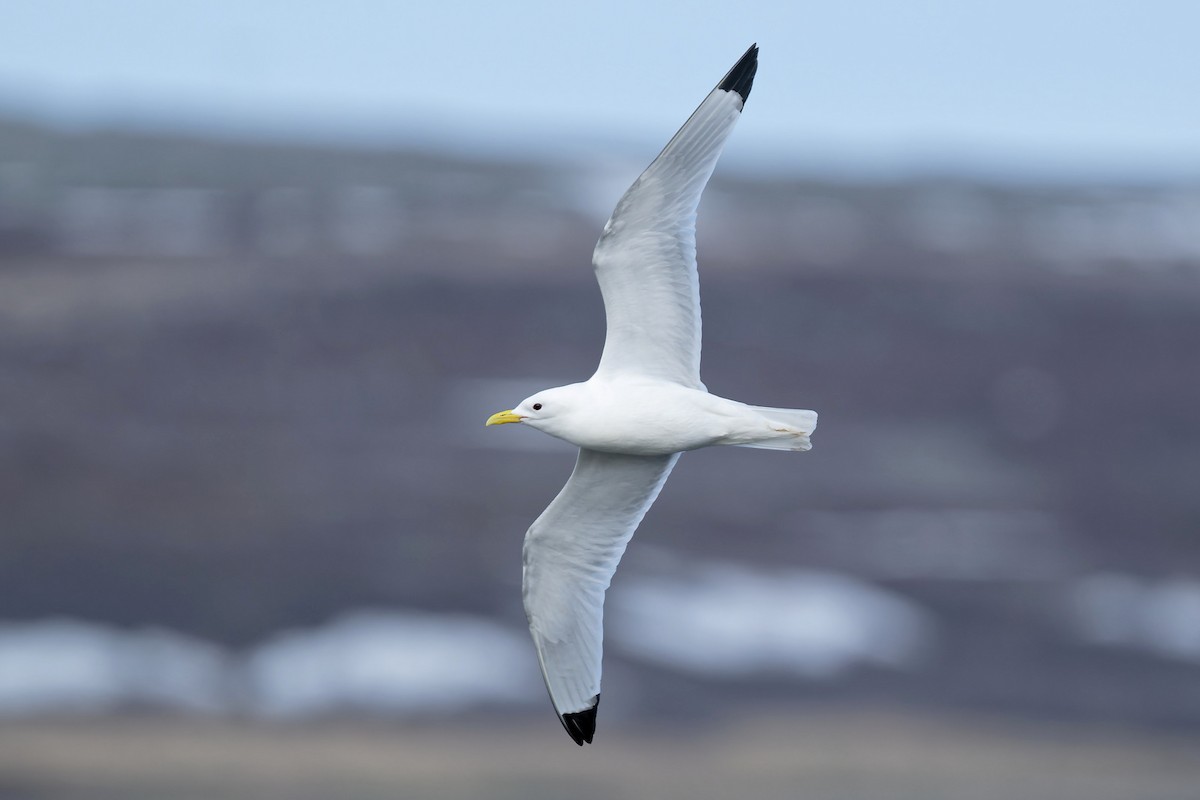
[4, 113, 1200, 798]
[3, 3, 1200, 797]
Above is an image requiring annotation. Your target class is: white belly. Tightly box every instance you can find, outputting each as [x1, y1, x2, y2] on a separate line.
[553, 379, 759, 456]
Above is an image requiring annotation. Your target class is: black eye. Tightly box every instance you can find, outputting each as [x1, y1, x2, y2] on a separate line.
[532, 403, 543, 411]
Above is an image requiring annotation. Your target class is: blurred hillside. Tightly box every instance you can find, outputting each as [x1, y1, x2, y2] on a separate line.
[4, 116, 1200, 273]
[1, 116, 1199, 732]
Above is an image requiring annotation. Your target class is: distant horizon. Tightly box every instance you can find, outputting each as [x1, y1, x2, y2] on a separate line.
[3, 95, 1196, 187]
[3, 0, 1198, 184]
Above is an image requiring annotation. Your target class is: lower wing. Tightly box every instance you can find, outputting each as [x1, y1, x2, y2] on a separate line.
[521, 448, 680, 744]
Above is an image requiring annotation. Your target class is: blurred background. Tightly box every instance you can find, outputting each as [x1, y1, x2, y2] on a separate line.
[2, 1, 1200, 798]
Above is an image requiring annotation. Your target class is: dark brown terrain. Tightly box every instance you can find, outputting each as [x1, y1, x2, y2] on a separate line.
[2, 117, 1199, 796]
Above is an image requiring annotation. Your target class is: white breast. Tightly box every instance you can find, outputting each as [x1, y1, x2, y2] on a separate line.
[548, 379, 746, 456]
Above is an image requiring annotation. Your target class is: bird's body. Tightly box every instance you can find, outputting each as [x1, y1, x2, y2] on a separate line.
[505, 376, 814, 456]
[486, 44, 818, 745]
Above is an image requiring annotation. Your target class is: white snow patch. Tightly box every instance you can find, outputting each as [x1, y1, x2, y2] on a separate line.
[245, 610, 541, 717]
[0, 611, 541, 718]
[609, 562, 934, 679]
[0, 619, 231, 715]
[1069, 573, 1200, 662]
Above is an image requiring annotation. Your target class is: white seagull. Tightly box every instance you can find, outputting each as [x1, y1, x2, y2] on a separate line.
[486, 44, 817, 745]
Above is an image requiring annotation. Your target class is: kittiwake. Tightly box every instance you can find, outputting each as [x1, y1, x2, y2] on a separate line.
[486, 44, 818, 745]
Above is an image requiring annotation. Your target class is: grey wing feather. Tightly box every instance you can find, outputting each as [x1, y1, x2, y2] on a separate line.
[522, 449, 679, 742]
[591, 45, 757, 389]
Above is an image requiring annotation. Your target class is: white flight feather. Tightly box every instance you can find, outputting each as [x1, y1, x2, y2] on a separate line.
[591, 85, 746, 389]
[523, 450, 679, 715]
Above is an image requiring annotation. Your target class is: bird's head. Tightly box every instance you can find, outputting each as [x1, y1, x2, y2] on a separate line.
[485, 383, 585, 435]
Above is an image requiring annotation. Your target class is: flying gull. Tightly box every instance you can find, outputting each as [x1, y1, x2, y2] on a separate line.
[486, 44, 817, 745]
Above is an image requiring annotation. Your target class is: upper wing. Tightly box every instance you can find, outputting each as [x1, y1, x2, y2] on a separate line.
[591, 44, 758, 389]
[522, 448, 680, 745]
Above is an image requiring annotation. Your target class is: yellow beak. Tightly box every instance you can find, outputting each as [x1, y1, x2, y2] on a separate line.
[485, 409, 524, 427]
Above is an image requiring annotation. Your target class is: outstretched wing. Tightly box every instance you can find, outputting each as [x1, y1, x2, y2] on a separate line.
[591, 44, 758, 389]
[522, 448, 680, 745]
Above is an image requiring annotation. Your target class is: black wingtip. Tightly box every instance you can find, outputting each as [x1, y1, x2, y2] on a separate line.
[717, 43, 758, 105]
[561, 695, 599, 746]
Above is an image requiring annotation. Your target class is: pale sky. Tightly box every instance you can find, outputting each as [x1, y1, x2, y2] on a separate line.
[1, 0, 1197, 177]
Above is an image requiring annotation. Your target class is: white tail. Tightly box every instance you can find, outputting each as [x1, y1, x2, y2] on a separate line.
[737, 406, 818, 452]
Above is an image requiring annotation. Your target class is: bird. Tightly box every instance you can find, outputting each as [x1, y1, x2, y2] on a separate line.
[485, 44, 817, 746]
